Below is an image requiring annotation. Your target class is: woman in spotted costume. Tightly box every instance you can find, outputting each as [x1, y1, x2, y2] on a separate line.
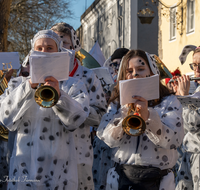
[0, 30, 90, 190]
[175, 45, 200, 190]
[92, 48, 129, 190]
[51, 23, 107, 190]
[97, 49, 184, 190]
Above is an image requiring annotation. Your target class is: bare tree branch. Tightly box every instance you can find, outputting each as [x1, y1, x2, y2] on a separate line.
[8, 0, 73, 62]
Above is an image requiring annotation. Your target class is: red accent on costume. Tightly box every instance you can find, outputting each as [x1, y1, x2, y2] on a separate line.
[69, 58, 79, 77]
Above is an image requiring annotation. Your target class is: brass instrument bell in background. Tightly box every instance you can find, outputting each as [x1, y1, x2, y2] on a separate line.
[0, 63, 11, 141]
[34, 84, 59, 108]
[122, 106, 146, 136]
[153, 55, 173, 80]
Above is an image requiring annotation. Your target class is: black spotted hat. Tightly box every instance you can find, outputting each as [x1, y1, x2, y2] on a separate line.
[145, 52, 160, 75]
[179, 45, 197, 64]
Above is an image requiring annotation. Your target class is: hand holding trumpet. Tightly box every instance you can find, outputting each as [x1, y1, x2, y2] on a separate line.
[29, 76, 61, 98]
[127, 96, 149, 121]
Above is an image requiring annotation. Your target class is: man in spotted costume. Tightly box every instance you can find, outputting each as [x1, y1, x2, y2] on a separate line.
[175, 45, 200, 190]
[51, 23, 107, 190]
[0, 30, 90, 190]
[97, 50, 184, 190]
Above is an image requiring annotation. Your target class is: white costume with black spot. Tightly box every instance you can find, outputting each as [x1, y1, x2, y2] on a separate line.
[73, 64, 107, 190]
[0, 76, 89, 190]
[97, 95, 184, 190]
[176, 84, 200, 190]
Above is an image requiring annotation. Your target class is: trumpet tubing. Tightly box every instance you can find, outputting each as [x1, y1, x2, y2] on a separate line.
[0, 70, 9, 141]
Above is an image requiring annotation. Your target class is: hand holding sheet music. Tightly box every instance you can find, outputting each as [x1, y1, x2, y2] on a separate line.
[119, 74, 159, 106]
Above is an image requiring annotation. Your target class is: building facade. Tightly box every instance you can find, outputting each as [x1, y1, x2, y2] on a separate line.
[159, 0, 198, 75]
[80, 0, 158, 59]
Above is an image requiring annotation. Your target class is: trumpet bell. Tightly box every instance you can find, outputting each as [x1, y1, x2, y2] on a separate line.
[122, 114, 146, 136]
[35, 85, 59, 108]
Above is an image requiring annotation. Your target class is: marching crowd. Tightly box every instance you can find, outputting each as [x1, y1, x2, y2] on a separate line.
[0, 22, 199, 190]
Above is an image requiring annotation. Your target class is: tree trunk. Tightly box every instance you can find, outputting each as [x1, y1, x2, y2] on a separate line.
[0, 0, 12, 52]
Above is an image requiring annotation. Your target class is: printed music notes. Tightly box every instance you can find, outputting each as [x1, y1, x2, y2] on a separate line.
[119, 74, 160, 106]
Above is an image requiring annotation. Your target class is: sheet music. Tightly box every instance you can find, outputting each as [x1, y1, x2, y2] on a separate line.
[0, 52, 20, 70]
[91, 67, 114, 86]
[177, 91, 200, 107]
[29, 51, 70, 83]
[119, 74, 159, 106]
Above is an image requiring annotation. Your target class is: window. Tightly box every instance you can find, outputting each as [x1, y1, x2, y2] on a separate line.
[187, 0, 195, 33]
[118, 2, 123, 46]
[107, 9, 112, 27]
[91, 25, 94, 40]
[170, 7, 176, 40]
[84, 31, 87, 45]
[99, 17, 103, 34]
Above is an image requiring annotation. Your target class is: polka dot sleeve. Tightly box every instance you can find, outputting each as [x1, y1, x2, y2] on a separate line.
[52, 78, 90, 131]
[0, 77, 35, 131]
[83, 71, 107, 127]
[145, 95, 184, 149]
[97, 103, 129, 148]
[182, 106, 200, 134]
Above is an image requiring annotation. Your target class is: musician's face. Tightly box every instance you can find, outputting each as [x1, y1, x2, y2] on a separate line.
[126, 56, 151, 80]
[54, 32, 73, 50]
[193, 52, 200, 78]
[34, 38, 58, 53]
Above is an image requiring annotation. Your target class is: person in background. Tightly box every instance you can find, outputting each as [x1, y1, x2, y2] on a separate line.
[175, 45, 200, 190]
[7, 62, 30, 171]
[51, 22, 107, 190]
[104, 48, 129, 83]
[0, 30, 90, 190]
[92, 48, 129, 190]
[97, 49, 184, 190]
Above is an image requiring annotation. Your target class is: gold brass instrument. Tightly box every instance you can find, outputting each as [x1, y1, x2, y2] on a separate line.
[153, 55, 173, 80]
[75, 50, 86, 65]
[34, 84, 59, 108]
[122, 105, 146, 136]
[153, 54, 200, 82]
[122, 55, 170, 136]
[0, 63, 13, 141]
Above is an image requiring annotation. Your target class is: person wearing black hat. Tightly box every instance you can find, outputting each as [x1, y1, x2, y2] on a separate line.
[109, 48, 129, 81]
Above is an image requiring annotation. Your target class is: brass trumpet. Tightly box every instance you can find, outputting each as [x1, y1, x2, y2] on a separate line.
[34, 84, 59, 108]
[0, 63, 12, 141]
[122, 106, 146, 136]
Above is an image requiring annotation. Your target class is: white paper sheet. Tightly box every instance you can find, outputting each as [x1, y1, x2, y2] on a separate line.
[119, 74, 159, 106]
[29, 51, 71, 83]
[91, 67, 114, 86]
[0, 52, 20, 70]
[177, 91, 200, 107]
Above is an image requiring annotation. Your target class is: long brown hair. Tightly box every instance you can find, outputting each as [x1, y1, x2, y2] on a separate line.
[108, 49, 172, 107]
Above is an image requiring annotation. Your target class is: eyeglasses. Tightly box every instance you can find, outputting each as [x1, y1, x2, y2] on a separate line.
[21, 71, 29, 77]
[189, 63, 200, 70]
